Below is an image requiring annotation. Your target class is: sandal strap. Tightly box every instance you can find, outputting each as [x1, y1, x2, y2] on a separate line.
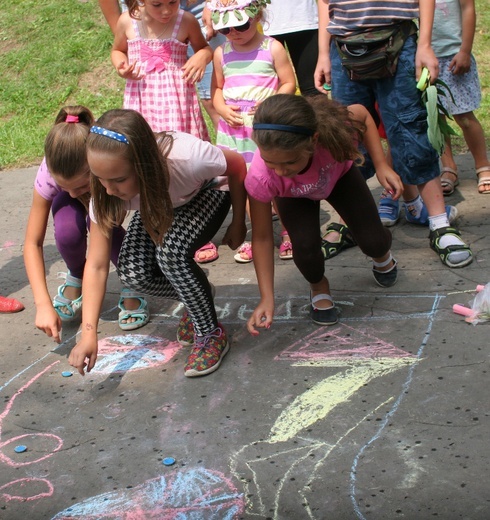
[440, 166, 458, 177]
[475, 166, 490, 176]
[119, 287, 146, 301]
[311, 293, 333, 309]
[322, 223, 357, 245]
[373, 253, 394, 273]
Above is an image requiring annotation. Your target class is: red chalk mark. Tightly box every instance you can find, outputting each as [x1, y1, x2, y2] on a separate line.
[0, 478, 54, 502]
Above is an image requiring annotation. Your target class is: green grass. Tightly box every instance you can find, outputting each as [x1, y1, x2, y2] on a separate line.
[1, 0, 488, 169]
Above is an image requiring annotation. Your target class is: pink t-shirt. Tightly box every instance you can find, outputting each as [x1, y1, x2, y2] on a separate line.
[90, 131, 227, 221]
[245, 145, 352, 202]
[34, 158, 62, 201]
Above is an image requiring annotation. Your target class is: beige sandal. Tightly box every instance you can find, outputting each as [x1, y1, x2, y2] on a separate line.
[476, 166, 490, 194]
[440, 166, 459, 196]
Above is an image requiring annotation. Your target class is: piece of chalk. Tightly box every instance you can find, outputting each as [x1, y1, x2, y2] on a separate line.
[162, 457, 176, 466]
[61, 371, 73, 377]
[14, 445, 27, 453]
[323, 83, 331, 91]
[452, 304, 474, 317]
[476, 285, 485, 292]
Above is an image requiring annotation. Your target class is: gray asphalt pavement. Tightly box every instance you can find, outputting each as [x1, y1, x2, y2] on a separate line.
[0, 153, 488, 519]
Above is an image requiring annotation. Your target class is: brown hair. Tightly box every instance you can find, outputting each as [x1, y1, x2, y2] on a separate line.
[252, 94, 365, 164]
[87, 109, 174, 244]
[44, 105, 95, 208]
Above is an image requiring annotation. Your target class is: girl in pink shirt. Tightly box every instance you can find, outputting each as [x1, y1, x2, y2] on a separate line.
[245, 94, 403, 331]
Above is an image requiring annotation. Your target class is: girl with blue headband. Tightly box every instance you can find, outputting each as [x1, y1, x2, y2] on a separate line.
[68, 109, 247, 377]
[246, 94, 403, 332]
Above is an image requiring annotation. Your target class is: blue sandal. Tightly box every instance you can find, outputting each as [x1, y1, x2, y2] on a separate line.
[118, 288, 150, 331]
[53, 273, 83, 322]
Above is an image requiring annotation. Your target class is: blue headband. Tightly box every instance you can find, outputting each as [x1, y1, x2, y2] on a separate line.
[252, 123, 314, 137]
[90, 126, 129, 144]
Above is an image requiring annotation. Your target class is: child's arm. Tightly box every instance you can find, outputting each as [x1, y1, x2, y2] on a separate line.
[271, 40, 297, 95]
[417, 0, 440, 82]
[314, 0, 332, 94]
[111, 12, 145, 80]
[349, 104, 404, 199]
[98, 0, 121, 34]
[211, 47, 244, 127]
[181, 12, 213, 84]
[68, 221, 112, 376]
[449, 0, 475, 75]
[220, 149, 248, 250]
[247, 197, 276, 335]
[24, 191, 62, 343]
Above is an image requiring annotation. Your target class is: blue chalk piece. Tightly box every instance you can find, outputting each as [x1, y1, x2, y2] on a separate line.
[162, 457, 176, 466]
[61, 371, 73, 377]
[14, 445, 27, 453]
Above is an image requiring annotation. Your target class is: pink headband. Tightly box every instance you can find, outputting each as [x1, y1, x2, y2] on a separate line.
[65, 115, 79, 123]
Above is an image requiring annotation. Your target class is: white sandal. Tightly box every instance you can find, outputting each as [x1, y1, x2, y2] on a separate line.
[440, 166, 459, 196]
[476, 166, 490, 194]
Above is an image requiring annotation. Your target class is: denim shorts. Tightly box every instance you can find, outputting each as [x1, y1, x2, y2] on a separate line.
[330, 34, 440, 186]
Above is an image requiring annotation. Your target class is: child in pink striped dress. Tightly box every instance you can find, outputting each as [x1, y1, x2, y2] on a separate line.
[112, 0, 212, 139]
[209, 0, 296, 262]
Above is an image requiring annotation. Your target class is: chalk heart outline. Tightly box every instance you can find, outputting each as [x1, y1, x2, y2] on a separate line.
[92, 334, 182, 374]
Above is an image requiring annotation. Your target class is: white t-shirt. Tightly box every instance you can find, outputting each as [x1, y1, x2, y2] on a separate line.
[89, 131, 227, 221]
[263, 0, 318, 35]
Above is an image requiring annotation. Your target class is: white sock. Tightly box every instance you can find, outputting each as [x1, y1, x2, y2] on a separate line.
[403, 195, 423, 218]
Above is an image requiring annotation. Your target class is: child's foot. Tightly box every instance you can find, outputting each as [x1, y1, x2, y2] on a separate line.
[429, 226, 473, 267]
[378, 191, 400, 227]
[440, 167, 459, 196]
[279, 231, 293, 260]
[234, 242, 253, 263]
[117, 289, 149, 330]
[184, 324, 229, 377]
[310, 293, 338, 325]
[372, 254, 398, 287]
[53, 273, 83, 321]
[476, 166, 490, 194]
[194, 242, 219, 263]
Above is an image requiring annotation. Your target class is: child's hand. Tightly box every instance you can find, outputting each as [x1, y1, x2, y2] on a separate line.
[247, 302, 274, 336]
[376, 165, 404, 200]
[68, 339, 98, 376]
[448, 51, 471, 75]
[117, 60, 145, 80]
[181, 54, 206, 84]
[222, 221, 247, 251]
[220, 105, 244, 128]
[35, 304, 62, 343]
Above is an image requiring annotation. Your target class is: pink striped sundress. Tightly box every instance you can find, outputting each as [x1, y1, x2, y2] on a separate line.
[124, 9, 209, 140]
[216, 36, 279, 167]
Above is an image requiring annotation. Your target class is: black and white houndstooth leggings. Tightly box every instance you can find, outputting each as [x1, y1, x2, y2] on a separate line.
[117, 188, 231, 336]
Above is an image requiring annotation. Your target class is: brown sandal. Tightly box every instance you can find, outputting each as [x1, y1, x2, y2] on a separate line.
[440, 166, 459, 196]
[476, 166, 490, 194]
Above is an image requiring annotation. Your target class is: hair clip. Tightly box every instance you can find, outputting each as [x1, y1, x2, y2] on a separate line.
[90, 126, 129, 144]
[65, 115, 79, 123]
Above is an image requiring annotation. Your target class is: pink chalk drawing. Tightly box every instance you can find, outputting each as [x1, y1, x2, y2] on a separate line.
[0, 478, 54, 502]
[52, 468, 244, 519]
[275, 322, 416, 362]
[0, 362, 62, 503]
[92, 334, 182, 374]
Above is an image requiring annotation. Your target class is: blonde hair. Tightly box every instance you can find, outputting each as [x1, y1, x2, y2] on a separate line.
[87, 109, 174, 244]
[44, 105, 95, 208]
[252, 94, 365, 164]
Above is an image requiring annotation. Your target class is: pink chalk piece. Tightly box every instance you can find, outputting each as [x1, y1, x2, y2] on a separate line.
[452, 304, 474, 317]
[476, 285, 485, 292]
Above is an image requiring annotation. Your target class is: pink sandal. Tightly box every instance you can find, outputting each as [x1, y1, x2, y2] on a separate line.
[234, 242, 253, 263]
[279, 231, 293, 260]
[194, 242, 219, 264]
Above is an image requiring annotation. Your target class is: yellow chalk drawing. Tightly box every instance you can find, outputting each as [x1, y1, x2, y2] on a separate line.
[268, 358, 417, 443]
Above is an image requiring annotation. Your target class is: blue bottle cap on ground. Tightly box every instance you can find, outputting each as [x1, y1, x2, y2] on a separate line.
[14, 445, 27, 453]
[162, 457, 176, 466]
[61, 371, 73, 377]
